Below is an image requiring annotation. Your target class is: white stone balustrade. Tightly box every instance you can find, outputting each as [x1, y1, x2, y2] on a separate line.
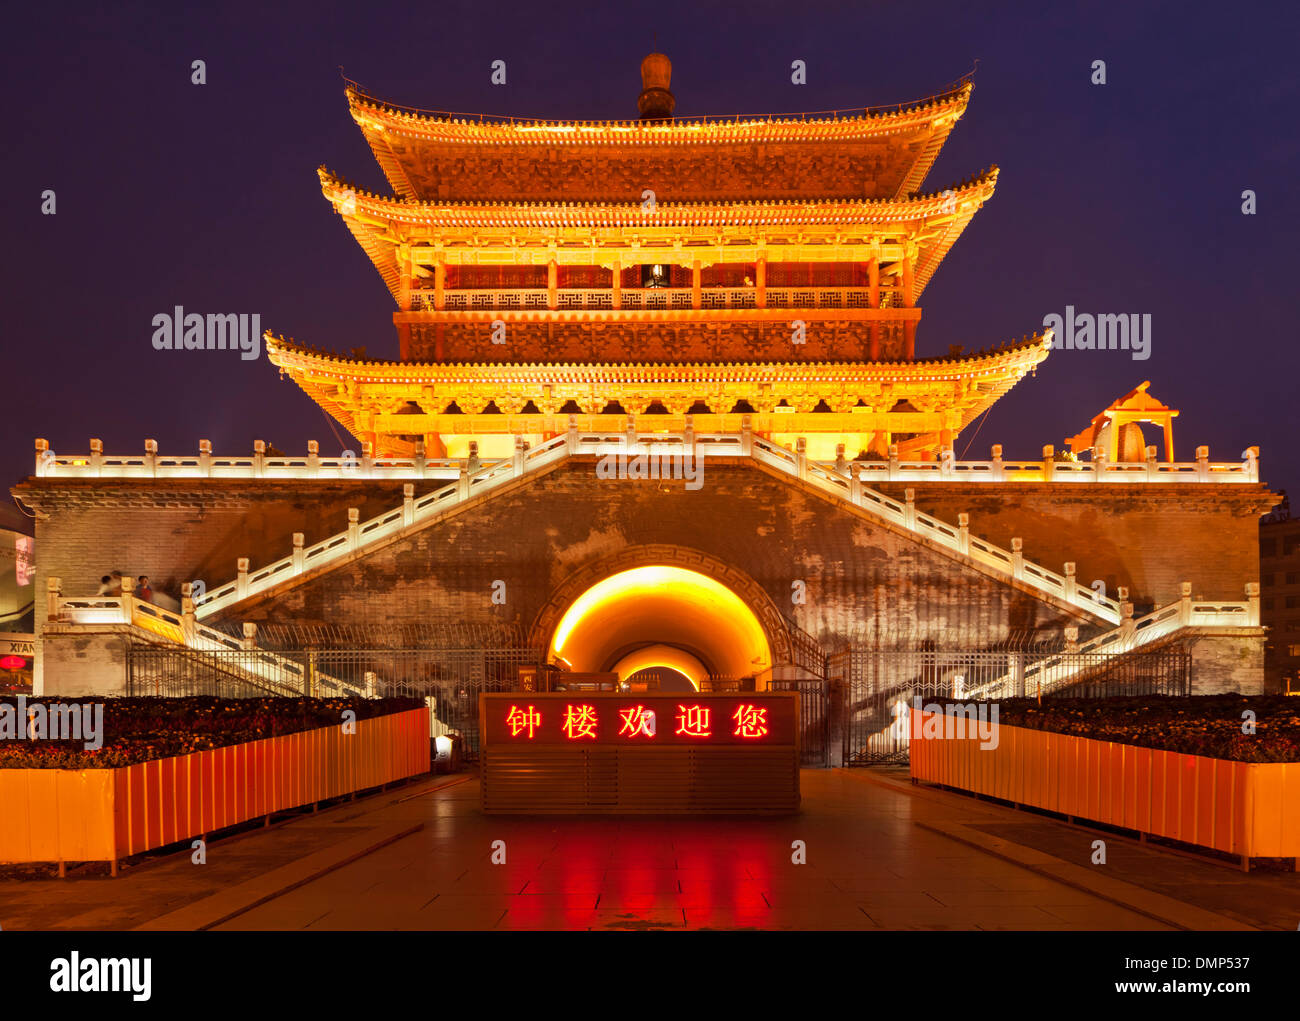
[31, 437, 1262, 483]
[963, 580, 1261, 701]
[49, 427, 1269, 637]
[47, 577, 368, 698]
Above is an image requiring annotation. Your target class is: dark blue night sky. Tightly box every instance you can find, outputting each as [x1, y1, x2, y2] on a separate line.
[5, 0, 1298, 499]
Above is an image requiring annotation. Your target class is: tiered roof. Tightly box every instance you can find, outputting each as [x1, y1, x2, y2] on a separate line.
[265, 331, 1052, 455]
[318, 167, 999, 305]
[346, 82, 973, 202]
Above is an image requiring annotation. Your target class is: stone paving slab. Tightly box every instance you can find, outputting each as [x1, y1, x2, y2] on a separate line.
[137, 822, 424, 931]
[2, 769, 1292, 930]
[852, 770, 1291, 930]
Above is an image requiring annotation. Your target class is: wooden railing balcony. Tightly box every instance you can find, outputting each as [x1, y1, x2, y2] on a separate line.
[409, 286, 900, 313]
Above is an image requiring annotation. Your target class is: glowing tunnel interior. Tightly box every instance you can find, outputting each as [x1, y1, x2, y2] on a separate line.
[549, 566, 773, 685]
[612, 645, 710, 689]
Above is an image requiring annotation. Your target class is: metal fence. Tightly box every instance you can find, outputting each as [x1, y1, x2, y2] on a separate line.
[768, 678, 831, 768]
[830, 643, 1191, 765]
[126, 645, 542, 760]
[127, 631, 1184, 770]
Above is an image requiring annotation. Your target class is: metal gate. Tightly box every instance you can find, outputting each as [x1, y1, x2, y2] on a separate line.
[831, 643, 1192, 766]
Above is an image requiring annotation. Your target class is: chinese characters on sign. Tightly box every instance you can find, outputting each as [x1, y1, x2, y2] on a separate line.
[733, 704, 769, 739]
[561, 703, 599, 740]
[618, 705, 657, 737]
[497, 699, 787, 744]
[505, 703, 542, 739]
[676, 704, 711, 738]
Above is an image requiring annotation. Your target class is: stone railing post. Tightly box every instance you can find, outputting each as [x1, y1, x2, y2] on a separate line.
[180, 583, 196, 645]
[360, 440, 374, 476]
[1246, 582, 1260, 625]
[89, 438, 103, 475]
[236, 558, 250, 601]
[347, 508, 360, 551]
[292, 533, 305, 573]
[1010, 654, 1025, 698]
[252, 439, 265, 478]
[241, 622, 258, 651]
[888, 443, 899, 481]
[990, 444, 1004, 482]
[198, 439, 211, 476]
[414, 437, 427, 476]
[1180, 581, 1192, 625]
[1195, 445, 1209, 482]
[512, 436, 526, 476]
[1118, 587, 1134, 640]
[144, 438, 158, 477]
[35, 438, 50, 477]
[566, 415, 579, 453]
[1145, 445, 1158, 480]
[306, 440, 320, 477]
[850, 465, 863, 505]
[625, 412, 638, 450]
[1042, 444, 1055, 482]
[466, 440, 480, 475]
[740, 415, 753, 456]
[903, 488, 916, 530]
[957, 513, 970, 555]
[1011, 538, 1024, 579]
[46, 576, 62, 622]
[402, 484, 415, 526]
[120, 579, 134, 624]
[795, 437, 808, 481]
[1064, 626, 1079, 653]
[1064, 561, 1077, 598]
[835, 443, 847, 475]
[683, 414, 695, 456]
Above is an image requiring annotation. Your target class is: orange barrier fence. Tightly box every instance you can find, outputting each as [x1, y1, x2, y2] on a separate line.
[0, 708, 429, 865]
[909, 710, 1300, 865]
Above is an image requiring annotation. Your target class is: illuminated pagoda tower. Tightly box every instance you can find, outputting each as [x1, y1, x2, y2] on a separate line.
[269, 56, 1048, 462]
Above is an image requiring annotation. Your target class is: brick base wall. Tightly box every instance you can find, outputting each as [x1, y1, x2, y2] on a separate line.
[15, 463, 1269, 692]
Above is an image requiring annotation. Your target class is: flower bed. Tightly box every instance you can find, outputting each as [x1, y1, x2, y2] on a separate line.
[0, 699, 430, 866]
[910, 701, 1300, 867]
[988, 696, 1300, 763]
[0, 696, 425, 768]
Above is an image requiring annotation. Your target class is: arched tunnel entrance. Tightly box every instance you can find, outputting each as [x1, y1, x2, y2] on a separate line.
[546, 565, 774, 690]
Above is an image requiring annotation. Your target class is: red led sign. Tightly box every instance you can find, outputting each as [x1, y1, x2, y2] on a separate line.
[484, 694, 796, 746]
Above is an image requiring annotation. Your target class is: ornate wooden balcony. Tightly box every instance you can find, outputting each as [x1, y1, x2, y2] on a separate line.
[409, 286, 900, 314]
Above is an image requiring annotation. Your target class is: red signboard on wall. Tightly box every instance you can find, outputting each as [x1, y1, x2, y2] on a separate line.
[479, 692, 801, 815]
[481, 694, 796, 746]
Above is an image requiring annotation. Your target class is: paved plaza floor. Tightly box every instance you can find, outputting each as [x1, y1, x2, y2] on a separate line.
[2, 768, 1296, 930]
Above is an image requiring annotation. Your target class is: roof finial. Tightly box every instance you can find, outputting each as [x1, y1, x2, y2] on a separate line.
[638, 51, 674, 120]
